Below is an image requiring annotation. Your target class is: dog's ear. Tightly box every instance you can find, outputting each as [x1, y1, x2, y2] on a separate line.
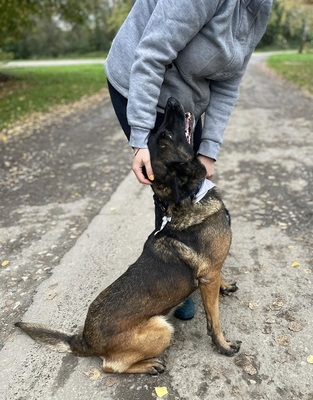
[165, 173, 180, 203]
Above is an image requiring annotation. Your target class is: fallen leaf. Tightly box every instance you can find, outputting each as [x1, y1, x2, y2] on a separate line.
[248, 302, 260, 310]
[291, 261, 299, 268]
[46, 292, 58, 300]
[84, 367, 101, 381]
[265, 317, 276, 324]
[302, 269, 311, 274]
[275, 335, 290, 346]
[155, 387, 168, 398]
[244, 364, 257, 375]
[1, 260, 10, 267]
[270, 300, 284, 311]
[288, 321, 303, 332]
[307, 355, 313, 364]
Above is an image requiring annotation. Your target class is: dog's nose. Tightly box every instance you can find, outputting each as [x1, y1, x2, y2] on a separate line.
[167, 97, 181, 109]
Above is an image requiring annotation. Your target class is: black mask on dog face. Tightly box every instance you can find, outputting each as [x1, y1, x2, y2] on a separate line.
[148, 97, 206, 205]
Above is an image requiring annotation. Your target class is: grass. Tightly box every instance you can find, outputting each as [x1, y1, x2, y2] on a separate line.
[30, 51, 108, 60]
[1, 53, 312, 131]
[0, 64, 107, 130]
[267, 52, 313, 94]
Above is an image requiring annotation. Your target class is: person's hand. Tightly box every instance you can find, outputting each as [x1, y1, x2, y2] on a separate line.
[197, 155, 215, 179]
[132, 148, 154, 185]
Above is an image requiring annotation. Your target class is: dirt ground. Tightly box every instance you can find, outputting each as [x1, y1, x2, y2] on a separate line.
[0, 54, 312, 399]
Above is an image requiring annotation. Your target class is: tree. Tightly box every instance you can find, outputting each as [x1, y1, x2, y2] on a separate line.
[0, 0, 94, 48]
[259, 0, 313, 50]
[283, 0, 313, 52]
[106, 0, 133, 40]
[1, 0, 134, 58]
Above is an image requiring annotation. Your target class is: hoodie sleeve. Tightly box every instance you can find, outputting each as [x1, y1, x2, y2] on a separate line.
[127, 0, 220, 149]
[197, 0, 272, 160]
[197, 61, 249, 160]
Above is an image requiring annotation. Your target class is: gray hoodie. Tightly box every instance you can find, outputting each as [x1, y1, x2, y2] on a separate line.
[105, 0, 272, 160]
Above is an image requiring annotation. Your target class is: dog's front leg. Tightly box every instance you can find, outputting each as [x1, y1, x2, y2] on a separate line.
[199, 271, 241, 357]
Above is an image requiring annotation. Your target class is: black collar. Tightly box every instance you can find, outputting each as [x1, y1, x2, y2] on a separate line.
[154, 180, 204, 213]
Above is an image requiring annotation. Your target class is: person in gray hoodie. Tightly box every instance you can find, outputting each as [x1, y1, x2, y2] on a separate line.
[105, 0, 272, 319]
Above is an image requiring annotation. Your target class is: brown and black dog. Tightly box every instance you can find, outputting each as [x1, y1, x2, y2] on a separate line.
[15, 97, 241, 375]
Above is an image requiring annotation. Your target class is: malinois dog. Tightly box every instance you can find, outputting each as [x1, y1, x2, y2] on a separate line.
[15, 97, 241, 375]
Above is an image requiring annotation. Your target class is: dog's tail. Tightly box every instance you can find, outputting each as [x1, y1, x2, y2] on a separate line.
[15, 322, 93, 357]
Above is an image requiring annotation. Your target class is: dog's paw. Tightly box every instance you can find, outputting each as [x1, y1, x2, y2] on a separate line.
[216, 340, 242, 357]
[220, 281, 238, 296]
[146, 359, 166, 375]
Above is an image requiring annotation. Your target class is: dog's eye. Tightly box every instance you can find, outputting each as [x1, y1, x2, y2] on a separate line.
[172, 161, 187, 167]
[162, 131, 173, 140]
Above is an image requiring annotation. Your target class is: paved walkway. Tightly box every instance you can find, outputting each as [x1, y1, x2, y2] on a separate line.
[3, 59, 104, 68]
[0, 54, 312, 400]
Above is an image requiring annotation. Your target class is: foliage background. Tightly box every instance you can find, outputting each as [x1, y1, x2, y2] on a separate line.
[0, 0, 133, 60]
[0, 0, 312, 61]
[260, 0, 313, 51]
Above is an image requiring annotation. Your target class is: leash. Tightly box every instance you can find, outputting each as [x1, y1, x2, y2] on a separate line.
[154, 215, 172, 235]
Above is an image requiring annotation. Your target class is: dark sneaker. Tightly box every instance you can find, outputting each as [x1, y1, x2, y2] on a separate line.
[174, 297, 195, 320]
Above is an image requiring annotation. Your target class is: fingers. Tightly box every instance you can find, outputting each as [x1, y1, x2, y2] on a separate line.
[132, 148, 154, 185]
[197, 155, 215, 179]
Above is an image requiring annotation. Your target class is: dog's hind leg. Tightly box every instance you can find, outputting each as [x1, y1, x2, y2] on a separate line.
[220, 278, 238, 296]
[102, 316, 173, 375]
[103, 358, 166, 375]
[199, 269, 241, 357]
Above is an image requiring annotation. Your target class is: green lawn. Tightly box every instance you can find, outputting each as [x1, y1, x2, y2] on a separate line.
[0, 64, 106, 130]
[1, 53, 312, 132]
[267, 52, 313, 94]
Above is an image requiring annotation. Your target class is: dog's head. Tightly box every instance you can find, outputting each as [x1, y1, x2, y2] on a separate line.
[148, 97, 206, 204]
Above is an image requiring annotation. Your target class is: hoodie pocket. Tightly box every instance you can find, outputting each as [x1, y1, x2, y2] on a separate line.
[236, 0, 265, 40]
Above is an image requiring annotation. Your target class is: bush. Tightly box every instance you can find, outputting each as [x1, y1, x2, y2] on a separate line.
[259, 0, 313, 51]
[0, 49, 13, 62]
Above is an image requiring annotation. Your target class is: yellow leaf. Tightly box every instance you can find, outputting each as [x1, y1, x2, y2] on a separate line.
[291, 261, 299, 268]
[1, 260, 9, 267]
[155, 387, 168, 398]
[307, 355, 313, 364]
